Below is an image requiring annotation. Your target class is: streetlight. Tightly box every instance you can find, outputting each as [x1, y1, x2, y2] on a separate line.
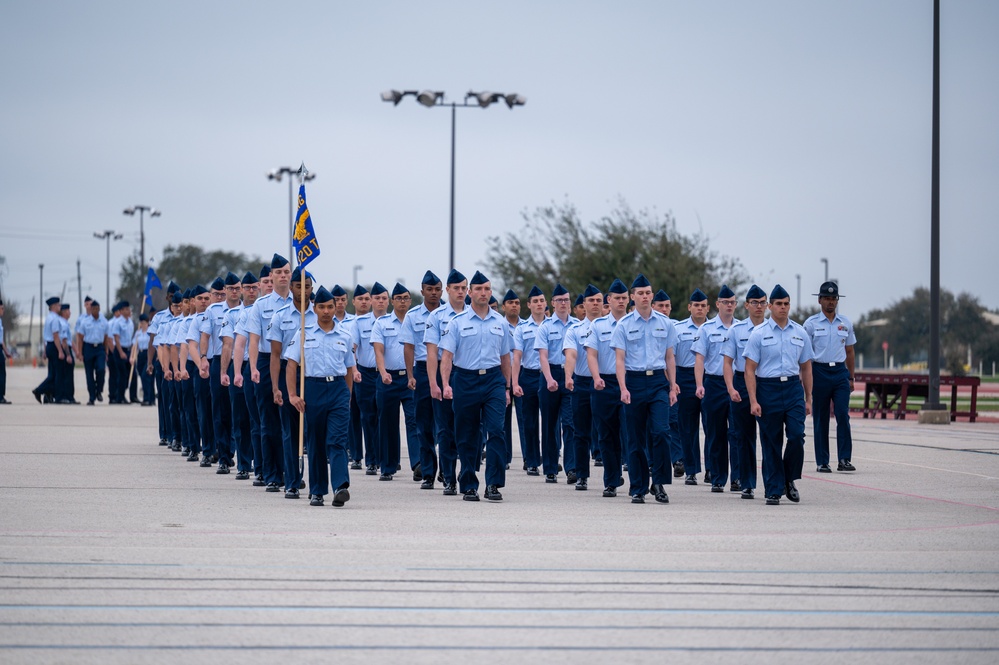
[38, 263, 43, 358]
[381, 88, 527, 271]
[352, 264, 363, 287]
[268, 166, 316, 263]
[820, 258, 829, 283]
[122, 205, 161, 273]
[94, 230, 124, 308]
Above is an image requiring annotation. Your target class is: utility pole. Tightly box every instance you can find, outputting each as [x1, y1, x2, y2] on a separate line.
[77, 259, 83, 314]
[38, 263, 43, 359]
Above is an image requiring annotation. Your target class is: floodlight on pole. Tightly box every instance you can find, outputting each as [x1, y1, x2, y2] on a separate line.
[123, 205, 161, 305]
[268, 166, 316, 262]
[94, 230, 124, 308]
[380, 87, 527, 271]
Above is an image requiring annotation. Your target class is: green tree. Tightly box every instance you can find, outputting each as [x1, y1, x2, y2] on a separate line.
[485, 199, 748, 318]
[116, 245, 264, 311]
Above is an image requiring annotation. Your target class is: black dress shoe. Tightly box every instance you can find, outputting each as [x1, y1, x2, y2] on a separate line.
[412, 462, 422, 482]
[0, 398, 10, 405]
[703, 470, 712, 484]
[437, 471, 444, 483]
[442, 483, 457, 496]
[631, 494, 645, 504]
[526, 467, 540, 476]
[602, 487, 617, 498]
[187, 453, 200, 462]
[252, 476, 266, 487]
[265, 482, 280, 492]
[622, 463, 628, 472]
[420, 479, 434, 490]
[685, 474, 697, 486]
[565, 471, 577, 484]
[711, 485, 724, 493]
[817, 464, 832, 473]
[158, 438, 167, 446]
[216, 463, 230, 474]
[87, 400, 95, 406]
[484, 485, 502, 501]
[32, 390, 42, 403]
[594, 459, 603, 467]
[365, 465, 377, 476]
[285, 488, 299, 499]
[310, 495, 324, 506]
[785, 481, 800, 503]
[298, 479, 306, 489]
[730, 480, 742, 492]
[673, 461, 685, 477]
[378, 473, 393, 481]
[199, 457, 212, 468]
[575, 478, 588, 491]
[741, 488, 755, 500]
[838, 460, 856, 471]
[332, 488, 350, 507]
[350, 460, 362, 470]
[462, 489, 479, 502]
[235, 471, 250, 480]
[652, 484, 669, 503]
[545, 474, 557, 483]
[766, 495, 781, 505]
[96, 393, 103, 402]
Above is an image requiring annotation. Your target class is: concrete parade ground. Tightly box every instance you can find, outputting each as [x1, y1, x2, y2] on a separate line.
[0, 365, 997, 664]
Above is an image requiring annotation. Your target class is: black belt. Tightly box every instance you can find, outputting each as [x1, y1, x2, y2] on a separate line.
[306, 375, 345, 383]
[258, 352, 271, 358]
[454, 366, 501, 376]
[676, 365, 695, 373]
[357, 364, 376, 372]
[520, 367, 540, 375]
[818, 361, 845, 367]
[758, 376, 800, 384]
[385, 369, 407, 376]
[599, 373, 619, 383]
[734, 370, 745, 377]
[625, 369, 666, 377]
[84, 342, 103, 348]
[415, 361, 427, 367]
[548, 365, 565, 375]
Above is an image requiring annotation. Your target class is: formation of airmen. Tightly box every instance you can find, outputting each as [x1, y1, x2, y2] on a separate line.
[23, 254, 860, 508]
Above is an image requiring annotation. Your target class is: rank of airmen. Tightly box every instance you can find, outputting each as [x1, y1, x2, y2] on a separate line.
[26, 254, 859, 508]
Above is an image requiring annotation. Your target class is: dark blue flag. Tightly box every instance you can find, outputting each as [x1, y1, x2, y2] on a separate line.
[144, 267, 162, 307]
[292, 184, 320, 268]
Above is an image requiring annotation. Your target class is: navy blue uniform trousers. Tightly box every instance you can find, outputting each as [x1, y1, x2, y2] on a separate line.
[703, 374, 738, 486]
[82, 343, 106, 403]
[240, 363, 262, 476]
[227, 364, 253, 474]
[622, 371, 672, 497]
[539, 365, 574, 476]
[413, 361, 438, 479]
[811, 363, 853, 465]
[591, 374, 625, 490]
[731, 371, 758, 490]
[570, 374, 594, 480]
[304, 376, 350, 497]
[452, 366, 506, 492]
[209, 357, 232, 463]
[354, 365, 380, 468]
[376, 371, 411, 476]
[254, 353, 285, 485]
[517, 368, 542, 468]
[755, 376, 806, 498]
[675, 366, 703, 474]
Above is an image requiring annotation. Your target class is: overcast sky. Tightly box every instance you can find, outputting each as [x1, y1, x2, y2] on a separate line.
[1, 0, 996, 321]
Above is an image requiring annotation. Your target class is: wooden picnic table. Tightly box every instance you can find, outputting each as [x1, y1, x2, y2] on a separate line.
[853, 372, 980, 422]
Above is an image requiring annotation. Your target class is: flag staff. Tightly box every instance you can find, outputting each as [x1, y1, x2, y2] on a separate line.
[295, 162, 310, 480]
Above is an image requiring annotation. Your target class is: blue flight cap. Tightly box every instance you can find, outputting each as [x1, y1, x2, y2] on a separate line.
[502, 289, 519, 303]
[224, 272, 241, 286]
[110, 303, 120, 313]
[689, 288, 707, 302]
[370, 282, 387, 296]
[608, 279, 628, 294]
[171, 292, 183, 304]
[446, 269, 466, 285]
[602, 293, 609, 304]
[746, 284, 766, 300]
[210, 277, 225, 291]
[631, 274, 651, 289]
[138, 313, 149, 322]
[259, 265, 271, 278]
[552, 283, 568, 297]
[653, 289, 670, 302]
[119, 300, 130, 309]
[573, 294, 584, 307]
[60, 303, 70, 311]
[465, 295, 471, 305]
[181, 289, 192, 300]
[489, 295, 497, 305]
[582, 284, 601, 299]
[270, 253, 289, 269]
[90, 300, 100, 308]
[391, 283, 409, 298]
[241, 271, 258, 285]
[191, 285, 208, 297]
[353, 284, 369, 297]
[770, 284, 790, 301]
[470, 270, 489, 285]
[313, 286, 334, 304]
[167, 281, 180, 294]
[45, 296, 60, 307]
[422, 270, 441, 286]
[331, 284, 347, 297]
[527, 285, 544, 299]
[718, 284, 735, 299]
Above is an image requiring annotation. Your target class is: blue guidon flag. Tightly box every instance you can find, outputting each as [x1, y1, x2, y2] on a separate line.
[292, 183, 320, 268]
[144, 266, 162, 308]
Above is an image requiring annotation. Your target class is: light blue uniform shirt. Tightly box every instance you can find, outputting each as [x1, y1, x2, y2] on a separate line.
[610, 309, 678, 371]
[152, 315, 173, 348]
[562, 319, 593, 377]
[673, 318, 702, 368]
[721, 318, 760, 373]
[440, 308, 512, 370]
[58, 317, 71, 346]
[148, 309, 170, 336]
[185, 312, 206, 346]
[423, 302, 464, 360]
[743, 318, 814, 378]
[78, 314, 109, 345]
[282, 322, 356, 377]
[136, 329, 150, 352]
[534, 314, 579, 365]
[691, 316, 736, 376]
[267, 302, 316, 349]
[220, 305, 249, 361]
[398, 303, 435, 363]
[803, 312, 856, 364]
[242, 292, 294, 353]
[198, 301, 230, 358]
[116, 316, 135, 347]
[513, 317, 544, 370]
[371, 312, 407, 371]
[349, 312, 377, 368]
[175, 314, 195, 348]
[582, 314, 622, 375]
[43, 311, 61, 343]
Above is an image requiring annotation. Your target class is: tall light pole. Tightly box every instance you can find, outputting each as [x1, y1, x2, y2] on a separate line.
[795, 273, 801, 316]
[820, 258, 829, 283]
[94, 230, 123, 308]
[38, 263, 43, 357]
[352, 264, 363, 287]
[381, 89, 526, 272]
[122, 205, 161, 273]
[268, 166, 316, 263]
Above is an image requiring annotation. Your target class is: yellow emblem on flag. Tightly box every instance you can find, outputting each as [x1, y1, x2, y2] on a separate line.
[293, 208, 310, 242]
